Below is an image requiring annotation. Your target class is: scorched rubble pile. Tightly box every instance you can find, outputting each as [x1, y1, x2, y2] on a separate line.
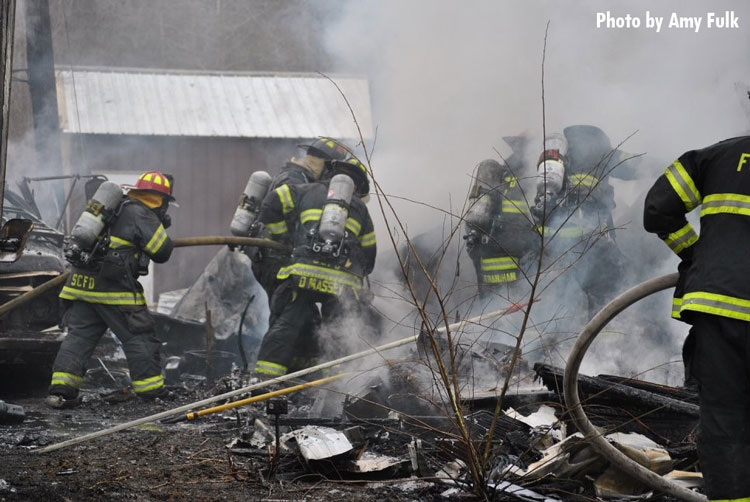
[0, 350, 703, 501]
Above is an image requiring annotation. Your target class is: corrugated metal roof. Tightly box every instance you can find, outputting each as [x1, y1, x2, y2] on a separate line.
[56, 68, 373, 139]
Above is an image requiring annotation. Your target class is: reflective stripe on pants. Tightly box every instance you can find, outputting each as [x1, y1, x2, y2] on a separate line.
[50, 371, 83, 389]
[132, 374, 164, 394]
[50, 301, 162, 397]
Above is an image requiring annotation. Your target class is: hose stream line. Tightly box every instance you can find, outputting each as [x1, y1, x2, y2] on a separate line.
[34, 302, 524, 454]
[183, 373, 347, 421]
[563, 273, 705, 502]
[0, 236, 286, 318]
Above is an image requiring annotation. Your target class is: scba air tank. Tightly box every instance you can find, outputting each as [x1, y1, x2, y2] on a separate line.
[466, 159, 503, 229]
[230, 171, 272, 236]
[465, 193, 493, 229]
[536, 133, 567, 198]
[318, 174, 355, 245]
[536, 159, 565, 198]
[70, 181, 123, 250]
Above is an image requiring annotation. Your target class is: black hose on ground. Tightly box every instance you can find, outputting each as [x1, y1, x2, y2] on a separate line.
[237, 294, 255, 372]
[563, 273, 706, 502]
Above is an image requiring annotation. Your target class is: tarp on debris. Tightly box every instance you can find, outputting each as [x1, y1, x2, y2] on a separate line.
[171, 248, 268, 352]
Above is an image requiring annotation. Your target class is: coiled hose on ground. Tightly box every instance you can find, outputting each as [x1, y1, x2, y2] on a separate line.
[563, 273, 706, 502]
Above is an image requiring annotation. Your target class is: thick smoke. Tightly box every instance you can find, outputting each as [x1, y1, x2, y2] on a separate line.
[323, 0, 750, 385]
[326, 0, 748, 223]
[4, 1, 749, 389]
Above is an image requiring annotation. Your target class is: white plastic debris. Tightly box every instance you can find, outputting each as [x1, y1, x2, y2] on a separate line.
[489, 481, 562, 502]
[604, 432, 662, 450]
[367, 479, 432, 492]
[346, 451, 405, 473]
[249, 418, 275, 449]
[506, 404, 563, 445]
[505, 404, 558, 428]
[440, 487, 464, 497]
[435, 459, 467, 485]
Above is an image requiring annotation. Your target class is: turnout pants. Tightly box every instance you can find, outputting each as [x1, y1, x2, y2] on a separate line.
[50, 301, 164, 398]
[467, 247, 520, 302]
[689, 312, 750, 500]
[254, 280, 322, 377]
[251, 250, 288, 302]
[254, 278, 373, 377]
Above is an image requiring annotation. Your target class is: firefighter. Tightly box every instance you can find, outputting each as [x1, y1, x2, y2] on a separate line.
[644, 135, 750, 500]
[47, 171, 175, 409]
[532, 128, 630, 317]
[271, 137, 350, 190]
[464, 158, 535, 299]
[250, 137, 350, 299]
[252, 156, 376, 379]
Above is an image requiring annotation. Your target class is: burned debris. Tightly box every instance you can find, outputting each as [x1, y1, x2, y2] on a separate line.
[0, 219, 706, 500]
[0, 186, 67, 393]
[0, 144, 707, 501]
[0, 332, 705, 501]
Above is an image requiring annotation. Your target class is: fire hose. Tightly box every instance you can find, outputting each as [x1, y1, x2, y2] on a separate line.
[166, 373, 348, 423]
[33, 301, 526, 454]
[563, 273, 706, 502]
[0, 236, 287, 318]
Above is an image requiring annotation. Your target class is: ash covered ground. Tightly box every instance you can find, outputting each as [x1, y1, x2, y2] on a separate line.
[0, 347, 701, 502]
[0, 379, 455, 502]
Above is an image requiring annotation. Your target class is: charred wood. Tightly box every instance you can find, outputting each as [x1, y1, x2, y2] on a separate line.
[535, 363, 698, 417]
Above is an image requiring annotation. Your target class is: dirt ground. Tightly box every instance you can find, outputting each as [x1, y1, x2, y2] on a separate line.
[0, 385, 463, 502]
[0, 338, 698, 502]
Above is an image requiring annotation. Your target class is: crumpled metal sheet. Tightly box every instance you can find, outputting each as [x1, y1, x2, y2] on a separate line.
[291, 426, 353, 461]
[507, 433, 605, 481]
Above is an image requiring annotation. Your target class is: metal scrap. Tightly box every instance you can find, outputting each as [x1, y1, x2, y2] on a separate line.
[291, 426, 354, 461]
[345, 451, 407, 474]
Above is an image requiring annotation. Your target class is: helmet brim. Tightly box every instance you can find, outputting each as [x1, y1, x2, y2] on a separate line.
[297, 138, 351, 161]
[122, 185, 176, 202]
[297, 144, 336, 161]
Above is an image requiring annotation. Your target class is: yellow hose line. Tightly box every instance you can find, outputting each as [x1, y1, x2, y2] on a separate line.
[186, 373, 347, 421]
